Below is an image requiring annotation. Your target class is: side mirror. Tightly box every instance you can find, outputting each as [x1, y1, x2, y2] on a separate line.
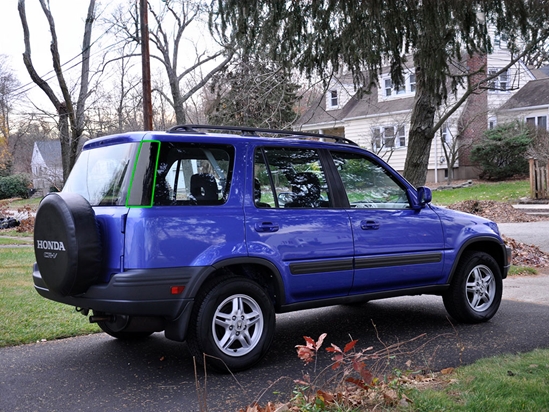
[417, 186, 432, 205]
[409, 186, 432, 210]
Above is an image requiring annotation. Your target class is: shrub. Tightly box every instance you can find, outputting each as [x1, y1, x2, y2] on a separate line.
[470, 121, 531, 180]
[0, 174, 31, 199]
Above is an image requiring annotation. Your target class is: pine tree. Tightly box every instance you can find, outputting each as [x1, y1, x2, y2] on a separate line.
[212, 0, 549, 185]
[206, 56, 301, 129]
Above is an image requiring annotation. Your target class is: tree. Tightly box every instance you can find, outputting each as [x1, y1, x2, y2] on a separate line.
[18, 0, 96, 181]
[205, 55, 301, 128]
[108, 0, 234, 125]
[212, 0, 549, 186]
[0, 55, 20, 174]
[470, 121, 532, 180]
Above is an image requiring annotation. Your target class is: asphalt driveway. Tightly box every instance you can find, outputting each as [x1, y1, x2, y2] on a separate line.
[1, 291, 549, 411]
[1, 222, 548, 411]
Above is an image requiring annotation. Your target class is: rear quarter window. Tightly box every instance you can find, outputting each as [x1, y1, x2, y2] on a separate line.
[153, 143, 235, 206]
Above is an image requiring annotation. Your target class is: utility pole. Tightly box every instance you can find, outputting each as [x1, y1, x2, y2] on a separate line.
[140, 0, 153, 130]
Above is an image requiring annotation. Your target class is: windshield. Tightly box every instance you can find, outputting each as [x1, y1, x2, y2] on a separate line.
[63, 143, 138, 206]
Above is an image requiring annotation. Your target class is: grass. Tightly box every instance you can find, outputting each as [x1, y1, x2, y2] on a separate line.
[407, 349, 549, 411]
[1, 185, 548, 411]
[431, 179, 530, 205]
[509, 266, 539, 276]
[0, 237, 33, 245]
[0, 196, 41, 209]
[0, 247, 99, 347]
[0, 229, 33, 238]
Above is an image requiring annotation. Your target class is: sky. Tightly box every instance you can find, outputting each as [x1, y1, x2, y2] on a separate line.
[0, 0, 218, 114]
[0, 0, 99, 104]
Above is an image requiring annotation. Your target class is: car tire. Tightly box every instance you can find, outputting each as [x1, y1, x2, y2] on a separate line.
[443, 251, 502, 323]
[187, 276, 275, 373]
[34, 192, 102, 296]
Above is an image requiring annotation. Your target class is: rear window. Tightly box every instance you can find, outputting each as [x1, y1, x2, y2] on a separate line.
[63, 142, 139, 206]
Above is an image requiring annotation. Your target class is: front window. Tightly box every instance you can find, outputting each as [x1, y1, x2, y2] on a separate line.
[63, 142, 139, 206]
[331, 151, 409, 209]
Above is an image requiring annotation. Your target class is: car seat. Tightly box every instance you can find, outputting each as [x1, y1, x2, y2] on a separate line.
[190, 173, 218, 204]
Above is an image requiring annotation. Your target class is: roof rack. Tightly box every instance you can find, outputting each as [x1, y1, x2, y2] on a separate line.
[166, 124, 358, 146]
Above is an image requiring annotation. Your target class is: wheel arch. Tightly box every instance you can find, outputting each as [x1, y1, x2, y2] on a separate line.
[186, 257, 286, 310]
[448, 237, 510, 284]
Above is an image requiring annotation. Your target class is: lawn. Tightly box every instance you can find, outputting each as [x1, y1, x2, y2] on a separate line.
[2, 184, 549, 411]
[407, 349, 549, 411]
[431, 179, 530, 205]
[0, 247, 99, 347]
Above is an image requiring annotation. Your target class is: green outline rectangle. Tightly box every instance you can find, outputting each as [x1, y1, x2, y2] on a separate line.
[125, 140, 161, 208]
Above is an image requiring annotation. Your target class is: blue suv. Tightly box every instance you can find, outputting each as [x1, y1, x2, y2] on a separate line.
[32, 125, 511, 371]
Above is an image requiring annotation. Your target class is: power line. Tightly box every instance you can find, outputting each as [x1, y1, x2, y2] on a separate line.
[10, 24, 133, 100]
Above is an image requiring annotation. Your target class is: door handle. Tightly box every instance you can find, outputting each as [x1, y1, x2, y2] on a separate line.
[254, 222, 280, 232]
[360, 220, 380, 230]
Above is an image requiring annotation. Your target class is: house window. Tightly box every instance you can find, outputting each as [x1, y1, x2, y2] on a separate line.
[494, 32, 508, 48]
[372, 125, 406, 150]
[329, 90, 338, 107]
[396, 126, 406, 146]
[409, 73, 416, 93]
[526, 116, 548, 130]
[488, 69, 509, 93]
[382, 73, 416, 97]
[488, 117, 497, 129]
[384, 79, 392, 97]
[441, 123, 452, 145]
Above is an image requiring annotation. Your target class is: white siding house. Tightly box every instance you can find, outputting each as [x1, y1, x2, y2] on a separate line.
[31, 141, 63, 195]
[295, 40, 545, 183]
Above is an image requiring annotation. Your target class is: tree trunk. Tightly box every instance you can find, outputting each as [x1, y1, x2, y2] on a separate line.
[403, 79, 438, 187]
[170, 77, 186, 124]
[18, 0, 95, 183]
[58, 103, 71, 182]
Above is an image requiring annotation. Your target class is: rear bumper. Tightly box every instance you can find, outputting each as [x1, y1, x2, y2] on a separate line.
[32, 263, 207, 319]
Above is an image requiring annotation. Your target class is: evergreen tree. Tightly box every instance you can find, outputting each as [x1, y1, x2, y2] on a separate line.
[206, 56, 301, 129]
[211, 0, 549, 186]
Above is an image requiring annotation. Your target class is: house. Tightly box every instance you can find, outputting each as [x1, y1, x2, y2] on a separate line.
[31, 141, 63, 195]
[498, 77, 549, 128]
[295, 35, 547, 183]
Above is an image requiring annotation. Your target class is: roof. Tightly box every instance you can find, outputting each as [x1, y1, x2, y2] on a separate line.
[294, 86, 415, 128]
[499, 78, 549, 111]
[538, 66, 549, 77]
[34, 141, 62, 169]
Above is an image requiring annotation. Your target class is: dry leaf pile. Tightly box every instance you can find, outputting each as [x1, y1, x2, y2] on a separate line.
[502, 235, 549, 268]
[446, 200, 542, 223]
[446, 200, 549, 269]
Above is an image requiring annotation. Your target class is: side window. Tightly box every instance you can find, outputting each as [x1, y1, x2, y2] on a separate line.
[254, 147, 331, 208]
[331, 151, 409, 209]
[154, 143, 234, 206]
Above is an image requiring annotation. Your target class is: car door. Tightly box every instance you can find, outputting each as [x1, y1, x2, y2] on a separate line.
[329, 150, 446, 294]
[244, 146, 354, 304]
[124, 141, 246, 269]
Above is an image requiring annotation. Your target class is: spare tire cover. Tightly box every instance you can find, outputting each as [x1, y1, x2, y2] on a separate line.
[34, 192, 102, 296]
